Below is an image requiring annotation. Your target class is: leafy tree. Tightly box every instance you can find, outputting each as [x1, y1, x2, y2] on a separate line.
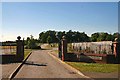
[91, 32, 113, 41]
[57, 31, 63, 40]
[25, 37, 30, 45]
[66, 30, 74, 43]
[113, 32, 120, 41]
[38, 30, 120, 43]
[26, 35, 41, 49]
[106, 34, 113, 41]
[91, 33, 99, 42]
[80, 32, 90, 42]
[97, 33, 108, 41]
[47, 36, 52, 44]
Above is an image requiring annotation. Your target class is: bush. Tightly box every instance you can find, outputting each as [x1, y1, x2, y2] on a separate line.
[25, 35, 41, 49]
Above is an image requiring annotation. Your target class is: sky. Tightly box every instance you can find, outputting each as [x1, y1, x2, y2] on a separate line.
[1, 0, 120, 2]
[1, 2, 119, 41]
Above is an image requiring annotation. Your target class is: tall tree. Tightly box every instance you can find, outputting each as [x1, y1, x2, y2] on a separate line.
[26, 35, 40, 49]
[91, 33, 99, 42]
[47, 36, 52, 44]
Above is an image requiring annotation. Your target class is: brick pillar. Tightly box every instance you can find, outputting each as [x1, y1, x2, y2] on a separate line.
[16, 36, 24, 62]
[113, 38, 120, 63]
[61, 36, 67, 61]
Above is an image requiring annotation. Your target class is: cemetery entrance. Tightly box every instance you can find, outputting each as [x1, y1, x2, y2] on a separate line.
[59, 36, 120, 64]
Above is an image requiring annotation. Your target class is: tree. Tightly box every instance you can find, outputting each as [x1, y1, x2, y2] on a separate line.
[38, 30, 119, 43]
[47, 36, 52, 44]
[97, 33, 108, 41]
[66, 30, 74, 43]
[39, 32, 44, 43]
[26, 35, 41, 49]
[105, 34, 112, 41]
[39, 30, 58, 43]
[25, 37, 30, 45]
[91, 33, 99, 42]
[91, 32, 113, 41]
[80, 32, 90, 42]
[113, 32, 120, 41]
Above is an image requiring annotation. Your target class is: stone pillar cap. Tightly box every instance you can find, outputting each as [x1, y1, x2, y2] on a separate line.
[17, 36, 21, 40]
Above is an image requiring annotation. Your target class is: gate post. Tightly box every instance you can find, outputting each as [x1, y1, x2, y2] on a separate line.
[16, 36, 24, 62]
[61, 36, 67, 61]
[113, 38, 120, 63]
[58, 41, 62, 59]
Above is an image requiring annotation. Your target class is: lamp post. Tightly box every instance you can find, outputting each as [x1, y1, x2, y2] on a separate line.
[56, 32, 62, 59]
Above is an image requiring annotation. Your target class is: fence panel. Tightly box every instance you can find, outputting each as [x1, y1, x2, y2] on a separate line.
[1, 46, 16, 54]
[71, 41, 113, 54]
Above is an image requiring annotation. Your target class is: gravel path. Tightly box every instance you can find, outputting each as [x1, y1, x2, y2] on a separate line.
[14, 50, 91, 79]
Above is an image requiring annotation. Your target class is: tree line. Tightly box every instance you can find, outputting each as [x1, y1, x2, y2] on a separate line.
[1, 30, 119, 49]
[38, 30, 120, 43]
[1, 41, 16, 46]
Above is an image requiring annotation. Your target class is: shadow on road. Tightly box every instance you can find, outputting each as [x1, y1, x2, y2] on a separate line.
[24, 61, 47, 66]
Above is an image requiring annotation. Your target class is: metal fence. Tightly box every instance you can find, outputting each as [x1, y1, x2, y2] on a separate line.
[71, 41, 113, 54]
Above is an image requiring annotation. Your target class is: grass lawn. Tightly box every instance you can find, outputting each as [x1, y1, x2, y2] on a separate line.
[43, 43, 58, 49]
[9, 49, 31, 56]
[24, 49, 32, 59]
[54, 50, 58, 53]
[66, 62, 119, 73]
[10, 49, 32, 59]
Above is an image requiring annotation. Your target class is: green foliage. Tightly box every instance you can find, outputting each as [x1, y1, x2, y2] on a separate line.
[1, 41, 16, 46]
[39, 30, 90, 43]
[24, 49, 32, 59]
[38, 30, 120, 43]
[39, 30, 57, 43]
[91, 33, 99, 42]
[25, 35, 41, 49]
[91, 32, 120, 42]
[47, 36, 52, 44]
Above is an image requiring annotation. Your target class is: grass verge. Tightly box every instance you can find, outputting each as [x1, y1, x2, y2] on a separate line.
[66, 62, 119, 73]
[24, 49, 32, 59]
[53, 50, 58, 54]
[43, 43, 58, 49]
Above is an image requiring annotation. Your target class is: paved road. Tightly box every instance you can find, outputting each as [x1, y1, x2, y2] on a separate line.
[2, 63, 21, 78]
[14, 50, 91, 79]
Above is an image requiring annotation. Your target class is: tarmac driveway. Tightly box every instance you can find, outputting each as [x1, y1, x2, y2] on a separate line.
[14, 50, 91, 79]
